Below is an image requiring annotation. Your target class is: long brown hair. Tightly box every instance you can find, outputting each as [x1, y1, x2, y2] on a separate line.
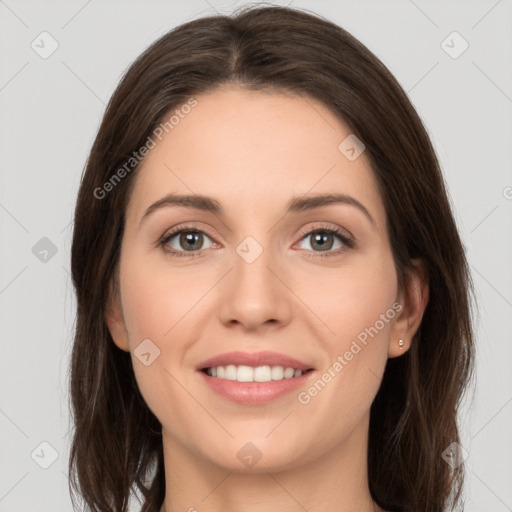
[68, 5, 475, 511]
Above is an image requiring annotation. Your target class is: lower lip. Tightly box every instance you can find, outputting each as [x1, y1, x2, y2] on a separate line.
[197, 370, 316, 405]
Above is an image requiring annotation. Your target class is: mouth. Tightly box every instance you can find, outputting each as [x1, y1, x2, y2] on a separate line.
[197, 364, 317, 405]
[199, 365, 315, 382]
[195, 350, 315, 377]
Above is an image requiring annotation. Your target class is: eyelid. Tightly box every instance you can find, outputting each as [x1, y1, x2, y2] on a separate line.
[295, 223, 354, 244]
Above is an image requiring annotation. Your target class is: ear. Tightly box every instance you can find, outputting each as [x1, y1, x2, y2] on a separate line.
[105, 279, 130, 352]
[388, 258, 429, 358]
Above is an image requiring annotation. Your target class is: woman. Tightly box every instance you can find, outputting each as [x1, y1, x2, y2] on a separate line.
[68, 5, 475, 512]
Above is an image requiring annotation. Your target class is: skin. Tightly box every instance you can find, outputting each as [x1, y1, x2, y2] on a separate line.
[106, 86, 429, 512]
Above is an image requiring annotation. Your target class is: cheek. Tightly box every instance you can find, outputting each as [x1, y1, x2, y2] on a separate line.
[117, 252, 198, 423]
[319, 253, 397, 341]
[119, 250, 198, 343]
[313, 251, 397, 391]
[296, 266, 396, 430]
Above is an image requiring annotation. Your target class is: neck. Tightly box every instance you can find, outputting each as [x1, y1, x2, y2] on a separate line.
[159, 411, 384, 512]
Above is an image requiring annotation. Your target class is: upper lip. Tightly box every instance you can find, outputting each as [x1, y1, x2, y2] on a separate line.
[196, 351, 315, 371]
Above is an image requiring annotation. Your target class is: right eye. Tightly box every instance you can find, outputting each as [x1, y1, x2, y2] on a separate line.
[159, 226, 216, 257]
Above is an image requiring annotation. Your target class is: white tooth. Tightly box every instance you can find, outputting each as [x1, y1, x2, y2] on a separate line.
[209, 364, 303, 380]
[237, 365, 254, 382]
[271, 365, 284, 380]
[254, 365, 272, 382]
[284, 367, 295, 379]
[225, 364, 237, 380]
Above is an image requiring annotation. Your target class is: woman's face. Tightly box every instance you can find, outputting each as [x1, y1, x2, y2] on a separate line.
[107, 86, 422, 472]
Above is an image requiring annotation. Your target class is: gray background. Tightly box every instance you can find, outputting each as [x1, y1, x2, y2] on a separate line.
[0, 0, 511, 511]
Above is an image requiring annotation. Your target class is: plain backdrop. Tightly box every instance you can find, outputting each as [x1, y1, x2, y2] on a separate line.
[0, 1, 511, 511]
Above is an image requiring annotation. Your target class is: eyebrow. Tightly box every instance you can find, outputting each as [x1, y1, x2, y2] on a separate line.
[139, 192, 375, 227]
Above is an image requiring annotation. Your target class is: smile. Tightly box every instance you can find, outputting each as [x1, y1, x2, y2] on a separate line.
[202, 364, 314, 382]
[198, 366, 316, 405]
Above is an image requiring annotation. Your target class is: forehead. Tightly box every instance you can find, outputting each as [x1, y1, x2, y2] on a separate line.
[125, 87, 386, 231]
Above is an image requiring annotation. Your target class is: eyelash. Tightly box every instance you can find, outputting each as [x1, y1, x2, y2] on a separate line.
[158, 224, 355, 259]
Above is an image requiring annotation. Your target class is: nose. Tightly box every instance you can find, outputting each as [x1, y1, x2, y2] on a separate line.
[218, 241, 292, 331]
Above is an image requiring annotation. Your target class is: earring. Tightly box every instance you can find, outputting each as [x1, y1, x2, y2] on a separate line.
[398, 339, 404, 348]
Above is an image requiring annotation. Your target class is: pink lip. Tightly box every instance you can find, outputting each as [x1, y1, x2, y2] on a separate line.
[195, 350, 315, 371]
[197, 369, 317, 405]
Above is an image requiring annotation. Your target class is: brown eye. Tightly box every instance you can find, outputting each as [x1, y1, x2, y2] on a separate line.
[176, 231, 205, 252]
[307, 231, 337, 251]
[160, 227, 215, 256]
[295, 227, 354, 258]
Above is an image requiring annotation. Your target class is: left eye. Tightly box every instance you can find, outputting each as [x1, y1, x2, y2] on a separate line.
[296, 229, 347, 253]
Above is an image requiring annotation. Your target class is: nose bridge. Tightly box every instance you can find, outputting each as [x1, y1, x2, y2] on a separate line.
[234, 233, 277, 301]
[219, 232, 290, 328]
